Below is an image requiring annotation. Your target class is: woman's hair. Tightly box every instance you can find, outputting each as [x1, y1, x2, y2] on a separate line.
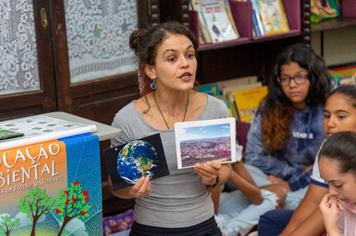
[327, 84, 356, 108]
[129, 21, 198, 66]
[319, 131, 356, 175]
[261, 44, 332, 151]
[129, 21, 198, 96]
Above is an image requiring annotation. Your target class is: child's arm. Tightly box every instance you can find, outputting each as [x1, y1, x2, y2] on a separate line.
[230, 161, 263, 204]
[319, 193, 343, 236]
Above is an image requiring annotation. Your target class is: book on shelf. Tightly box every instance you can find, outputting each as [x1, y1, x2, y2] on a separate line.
[190, 0, 213, 43]
[233, 85, 268, 123]
[329, 64, 356, 87]
[219, 76, 259, 96]
[196, 82, 222, 97]
[200, 0, 239, 42]
[310, 0, 340, 24]
[254, 0, 289, 35]
[0, 115, 97, 150]
[251, 0, 265, 36]
[221, 0, 240, 37]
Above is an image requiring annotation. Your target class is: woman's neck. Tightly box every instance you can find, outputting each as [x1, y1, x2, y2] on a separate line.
[153, 90, 189, 117]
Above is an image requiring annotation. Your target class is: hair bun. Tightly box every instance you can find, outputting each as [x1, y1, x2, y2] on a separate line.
[129, 29, 146, 52]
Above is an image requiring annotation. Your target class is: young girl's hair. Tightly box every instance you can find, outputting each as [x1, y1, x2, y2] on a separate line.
[319, 131, 356, 175]
[326, 84, 356, 107]
[261, 44, 332, 151]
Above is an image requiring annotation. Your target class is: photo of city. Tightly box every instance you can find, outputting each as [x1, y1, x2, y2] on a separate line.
[175, 118, 236, 169]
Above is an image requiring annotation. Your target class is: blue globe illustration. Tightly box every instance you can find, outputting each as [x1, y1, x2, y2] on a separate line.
[117, 140, 158, 184]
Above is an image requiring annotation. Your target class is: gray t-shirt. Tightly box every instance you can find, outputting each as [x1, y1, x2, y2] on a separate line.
[111, 95, 229, 228]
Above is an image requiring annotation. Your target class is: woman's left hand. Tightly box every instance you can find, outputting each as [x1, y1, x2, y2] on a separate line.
[194, 161, 227, 186]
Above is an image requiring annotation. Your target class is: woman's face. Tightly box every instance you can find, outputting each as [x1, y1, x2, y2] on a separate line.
[319, 157, 356, 204]
[324, 93, 356, 137]
[145, 33, 197, 92]
[279, 62, 310, 110]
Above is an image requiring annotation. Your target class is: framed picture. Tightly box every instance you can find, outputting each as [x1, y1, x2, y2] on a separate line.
[104, 133, 169, 190]
[174, 117, 238, 169]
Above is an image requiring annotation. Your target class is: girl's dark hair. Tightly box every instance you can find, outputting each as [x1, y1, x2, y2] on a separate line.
[319, 131, 356, 175]
[129, 21, 198, 66]
[327, 84, 356, 108]
[261, 44, 332, 151]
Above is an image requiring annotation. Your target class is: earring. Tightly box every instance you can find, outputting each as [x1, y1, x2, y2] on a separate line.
[150, 80, 157, 90]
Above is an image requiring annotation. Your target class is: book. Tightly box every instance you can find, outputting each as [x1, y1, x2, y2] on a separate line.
[174, 118, 238, 169]
[255, 0, 289, 35]
[0, 133, 103, 235]
[104, 133, 169, 190]
[221, 0, 240, 38]
[196, 82, 222, 97]
[251, 0, 265, 36]
[103, 209, 134, 236]
[0, 115, 97, 150]
[190, 0, 213, 43]
[200, 0, 238, 42]
[233, 85, 268, 123]
[0, 128, 24, 140]
[310, 0, 340, 23]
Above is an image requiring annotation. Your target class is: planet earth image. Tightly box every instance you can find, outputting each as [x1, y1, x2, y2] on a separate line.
[117, 140, 158, 184]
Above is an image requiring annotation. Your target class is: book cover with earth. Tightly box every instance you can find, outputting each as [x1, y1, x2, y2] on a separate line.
[0, 133, 102, 236]
[104, 133, 169, 190]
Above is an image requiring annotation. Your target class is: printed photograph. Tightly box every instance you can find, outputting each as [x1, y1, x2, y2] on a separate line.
[104, 133, 169, 190]
[175, 118, 237, 169]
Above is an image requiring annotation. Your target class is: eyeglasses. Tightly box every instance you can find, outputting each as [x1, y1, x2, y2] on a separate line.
[277, 73, 309, 86]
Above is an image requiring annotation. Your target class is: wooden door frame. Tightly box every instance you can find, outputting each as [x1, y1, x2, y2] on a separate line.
[0, 0, 57, 120]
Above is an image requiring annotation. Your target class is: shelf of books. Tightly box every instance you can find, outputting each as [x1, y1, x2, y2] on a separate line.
[190, 0, 302, 51]
[311, 0, 356, 32]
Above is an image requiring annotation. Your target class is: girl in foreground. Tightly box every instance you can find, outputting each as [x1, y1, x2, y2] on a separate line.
[319, 131, 356, 236]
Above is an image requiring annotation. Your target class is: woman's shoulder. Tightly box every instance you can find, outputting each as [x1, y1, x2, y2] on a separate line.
[203, 93, 229, 117]
[112, 101, 136, 127]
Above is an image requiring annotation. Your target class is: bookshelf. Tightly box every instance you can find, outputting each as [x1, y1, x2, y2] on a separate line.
[151, 0, 310, 85]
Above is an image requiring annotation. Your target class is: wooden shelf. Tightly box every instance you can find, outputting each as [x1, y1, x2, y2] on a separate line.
[311, 17, 356, 32]
[197, 31, 302, 52]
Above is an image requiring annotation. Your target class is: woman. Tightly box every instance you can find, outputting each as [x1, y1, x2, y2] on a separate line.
[110, 21, 231, 235]
[244, 44, 332, 209]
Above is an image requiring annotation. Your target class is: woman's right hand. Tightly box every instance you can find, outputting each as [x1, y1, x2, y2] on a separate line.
[129, 175, 151, 198]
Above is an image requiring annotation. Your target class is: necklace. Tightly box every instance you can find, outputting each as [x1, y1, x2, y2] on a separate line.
[153, 91, 189, 130]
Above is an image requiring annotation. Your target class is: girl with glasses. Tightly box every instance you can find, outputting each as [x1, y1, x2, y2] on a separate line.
[244, 43, 332, 211]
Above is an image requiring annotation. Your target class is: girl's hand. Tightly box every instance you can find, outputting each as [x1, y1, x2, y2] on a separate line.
[129, 175, 151, 198]
[267, 175, 291, 192]
[194, 161, 223, 186]
[319, 193, 343, 235]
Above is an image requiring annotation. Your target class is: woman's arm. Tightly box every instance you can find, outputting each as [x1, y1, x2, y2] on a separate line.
[230, 161, 263, 204]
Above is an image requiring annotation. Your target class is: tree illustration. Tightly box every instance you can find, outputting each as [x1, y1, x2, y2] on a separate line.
[0, 214, 20, 236]
[55, 181, 92, 236]
[18, 187, 55, 236]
